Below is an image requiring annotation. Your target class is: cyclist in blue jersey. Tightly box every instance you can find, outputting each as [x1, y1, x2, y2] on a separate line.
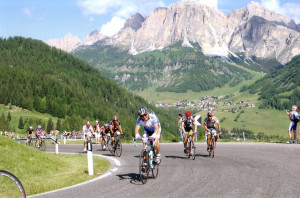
[135, 106, 161, 162]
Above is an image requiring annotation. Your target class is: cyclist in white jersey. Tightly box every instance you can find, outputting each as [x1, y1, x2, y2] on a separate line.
[135, 106, 161, 162]
[83, 121, 94, 152]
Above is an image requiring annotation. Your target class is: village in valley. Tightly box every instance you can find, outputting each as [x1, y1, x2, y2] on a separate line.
[152, 94, 256, 113]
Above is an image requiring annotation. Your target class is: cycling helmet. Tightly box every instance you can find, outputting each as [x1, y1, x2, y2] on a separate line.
[112, 116, 118, 121]
[185, 111, 192, 116]
[207, 111, 214, 117]
[86, 121, 90, 126]
[104, 123, 109, 127]
[38, 125, 41, 129]
[29, 126, 33, 130]
[138, 106, 148, 116]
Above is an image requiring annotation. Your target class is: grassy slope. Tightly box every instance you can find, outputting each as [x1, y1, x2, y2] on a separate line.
[0, 136, 110, 196]
[134, 69, 290, 137]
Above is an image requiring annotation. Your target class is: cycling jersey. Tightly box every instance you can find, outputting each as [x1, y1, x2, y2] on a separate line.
[204, 116, 219, 129]
[181, 116, 195, 131]
[94, 124, 101, 132]
[27, 129, 34, 135]
[36, 128, 43, 136]
[83, 125, 93, 134]
[102, 127, 110, 135]
[136, 112, 161, 136]
[289, 111, 299, 130]
[110, 121, 121, 132]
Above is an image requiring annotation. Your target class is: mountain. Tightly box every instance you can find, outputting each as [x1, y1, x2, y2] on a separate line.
[73, 41, 253, 92]
[248, 55, 300, 110]
[0, 37, 178, 139]
[48, 1, 300, 71]
[46, 33, 81, 52]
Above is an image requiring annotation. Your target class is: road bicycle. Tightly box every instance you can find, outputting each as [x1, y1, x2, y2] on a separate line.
[0, 169, 26, 198]
[35, 135, 46, 151]
[101, 133, 111, 151]
[207, 129, 219, 158]
[134, 135, 159, 184]
[185, 131, 196, 160]
[26, 135, 33, 146]
[110, 132, 122, 157]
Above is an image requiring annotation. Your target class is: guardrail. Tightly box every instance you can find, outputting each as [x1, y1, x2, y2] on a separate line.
[14, 136, 60, 144]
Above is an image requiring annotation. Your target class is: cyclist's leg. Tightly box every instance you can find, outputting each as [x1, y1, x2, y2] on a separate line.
[111, 134, 115, 150]
[183, 132, 188, 151]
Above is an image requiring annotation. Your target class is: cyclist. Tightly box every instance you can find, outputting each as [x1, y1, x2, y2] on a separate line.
[101, 123, 110, 149]
[83, 121, 94, 152]
[110, 116, 123, 150]
[181, 111, 197, 154]
[35, 125, 44, 147]
[203, 111, 221, 151]
[135, 106, 161, 163]
[285, 105, 298, 144]
[27, 126, 34, 144]
[93, 120, 101, 144]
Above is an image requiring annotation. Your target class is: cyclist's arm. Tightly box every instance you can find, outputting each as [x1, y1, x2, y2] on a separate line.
[217, 122, 221, 132]
[110, 125, 113, 133]
[153, 123, 159, 135]
[119, 125, 123, 133]
[134, 125, 140, 136]
[203, 123, 208, 131]
[193, 121, 197, 133]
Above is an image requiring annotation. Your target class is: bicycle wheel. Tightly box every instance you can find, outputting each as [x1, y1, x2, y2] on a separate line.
[139, 150, 149, 184]
[0, 170, 26, 198]
[107, 137, 112, 152]
[187, 138, 191, 159]
[211, 137, 215, 158]
[190, 139, 195, 160]
[115, 141, 122, 157]
[40, 140, 46, 151]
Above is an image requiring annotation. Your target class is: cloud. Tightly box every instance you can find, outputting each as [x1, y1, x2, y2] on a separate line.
[261, 0, 300, 23]
[22, 6, 35, 18]
[198, 0, 218, 9]
[78, 0, 166, 36]
[100, 16, 126, 36]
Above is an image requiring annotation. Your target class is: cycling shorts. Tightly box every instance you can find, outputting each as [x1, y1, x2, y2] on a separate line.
[95, 132, 100, 138]
[206, 128, 218, 135]
[144, 127, 161, 139]
[289, 122, 297, 131]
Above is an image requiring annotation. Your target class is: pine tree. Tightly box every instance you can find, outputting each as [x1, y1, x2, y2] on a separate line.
[47, 118, 54, 132]
[18, 116, 24, 129]
[56, 119, 61, 131]
[7, 112, 11, 121]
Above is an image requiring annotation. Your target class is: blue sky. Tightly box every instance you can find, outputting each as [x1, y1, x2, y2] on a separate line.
[1, 0, 300, 41]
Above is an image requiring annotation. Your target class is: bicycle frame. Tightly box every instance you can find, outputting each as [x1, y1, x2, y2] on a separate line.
[207, 129, 217, 158]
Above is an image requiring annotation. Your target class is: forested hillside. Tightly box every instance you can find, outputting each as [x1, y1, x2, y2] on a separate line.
[0, 37, 178, 139]
[73, 42, 253, 93]
[248, 55, 300, 110]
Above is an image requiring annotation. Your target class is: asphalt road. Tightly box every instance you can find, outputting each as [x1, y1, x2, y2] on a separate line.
[30, 142, 300, 198]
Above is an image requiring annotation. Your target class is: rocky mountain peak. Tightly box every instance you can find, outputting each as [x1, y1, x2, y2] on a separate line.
[123, 13, 145, 31]
[46, 33, 81, 52]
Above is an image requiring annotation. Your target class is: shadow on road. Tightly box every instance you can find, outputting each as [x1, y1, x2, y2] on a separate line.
[164, 155, 187, 159]
[116, 173, 143, 185]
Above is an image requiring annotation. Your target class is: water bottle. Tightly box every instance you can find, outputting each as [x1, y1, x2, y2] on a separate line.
[149, 150, 153, 169]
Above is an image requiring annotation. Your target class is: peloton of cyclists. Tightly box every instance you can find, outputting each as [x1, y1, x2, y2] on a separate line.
[203, 111, 221, 152]
[135, 106, 161, 163]
[93, 120, 101, 144]
[110, 116, 123, 150]
[83, 121, 94, 152]
[181, 110, 197, 154]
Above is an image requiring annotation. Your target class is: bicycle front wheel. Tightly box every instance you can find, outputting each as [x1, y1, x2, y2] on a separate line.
[139, 150, 149, 184]
[40, 140, 46, 151]
[0, 170, 26, 198]
[211, 137, 215, 158]
[190, 139, 195, 160]
[115, 141, 122, 157]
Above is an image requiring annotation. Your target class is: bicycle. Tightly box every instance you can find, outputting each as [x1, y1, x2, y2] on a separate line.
[207, 129, 219, 158]
[134, 136, 159, 184]
[35, 135, 46, 151]
[26, 135, 33, 146]
[111, 132, 122, 157]
[0, 169, 26, 198]
[185, 131, 196, 160]
[103, 133, 111, 151]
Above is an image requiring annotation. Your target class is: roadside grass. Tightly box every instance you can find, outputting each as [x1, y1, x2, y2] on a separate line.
[0, 136, 110, 196]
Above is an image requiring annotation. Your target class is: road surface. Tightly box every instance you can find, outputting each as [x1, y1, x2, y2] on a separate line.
[30, 142, 300, 198]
